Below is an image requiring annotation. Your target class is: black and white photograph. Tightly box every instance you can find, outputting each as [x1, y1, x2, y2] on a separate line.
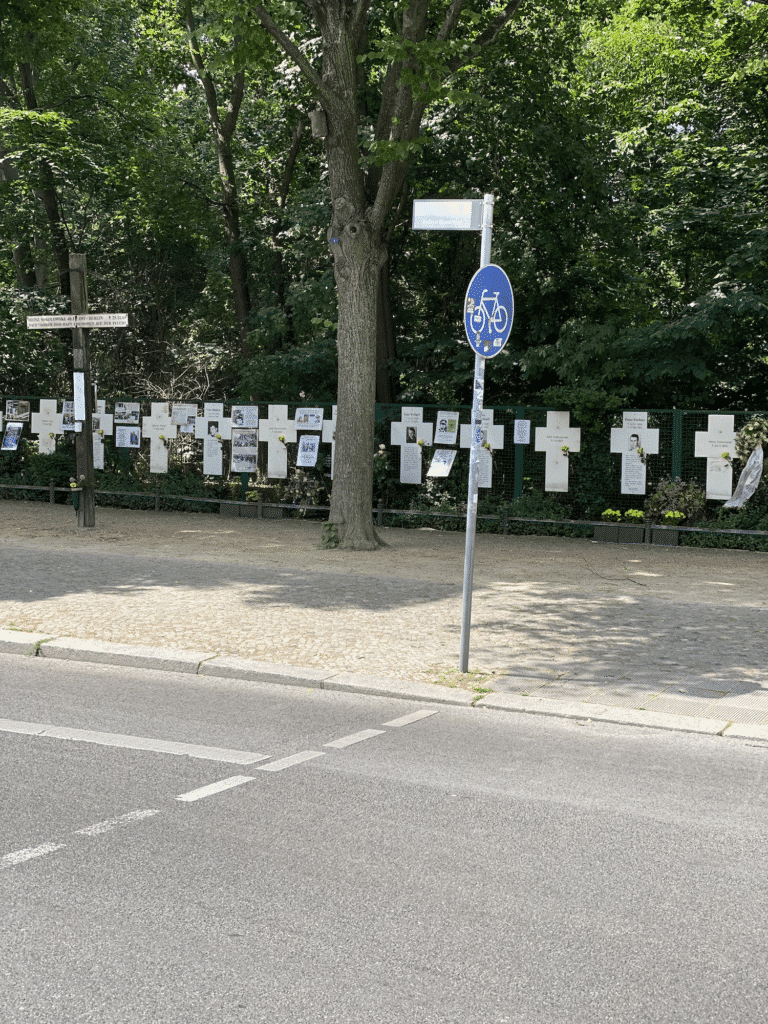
[207, 421, 219, 437]
[1, 422, 22, 450]
[230, 428, 259, 473]
[231, 452, 257, 472]
[62, 401, 75, 430]
[406, 425, 417, 444]
[232, 428, 257, 448]
[231, 405, 258, 428]
[5, 400, 30, 422]
[114, 402, 140, 425]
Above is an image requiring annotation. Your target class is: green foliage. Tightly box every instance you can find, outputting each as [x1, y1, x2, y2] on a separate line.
[645, 476, 707, 523]
[734, 415, 768, 466]
[320, 522, 339, 549]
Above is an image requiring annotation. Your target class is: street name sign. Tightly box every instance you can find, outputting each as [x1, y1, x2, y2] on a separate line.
[27, 313, 127, 328]
[75, 313, 129, 327]
[463, 264, 514, 357]
[26, 315, 77, 329]
[412, 199, 483, 232]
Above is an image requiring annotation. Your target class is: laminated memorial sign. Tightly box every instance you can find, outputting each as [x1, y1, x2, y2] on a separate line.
[116, 426, 141, 448]
[114, 402, 140, 425]
[231, 428, 258, 473]
[230, 405, 259, 428]
[434, 412, 459, 446]
[2, 422, 22, 450]
[427, 449, 457, 478]
[5, 400, 30, 422]
[296, 434, 320, 467]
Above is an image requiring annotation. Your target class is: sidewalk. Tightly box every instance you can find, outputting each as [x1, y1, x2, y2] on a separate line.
[1, 500, 767, 735]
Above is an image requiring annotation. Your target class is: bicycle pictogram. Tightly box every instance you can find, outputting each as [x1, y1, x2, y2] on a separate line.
[463, 263, 514, 359]
[466, 289, 509, 344]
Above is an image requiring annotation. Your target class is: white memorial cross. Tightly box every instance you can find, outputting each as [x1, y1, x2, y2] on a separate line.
[695, 414, 737, 499]
[534, 411, 581, 492]
[459, 410, 504, 488]
[261, 404, 297, 478]
[92, 400, 114, 470]
[610, 412, 659, 495]
[30, 400, 64, 455]
[194, 403, 231, 476]
[143, 403, 177, 474]
[142, 402, 177, 473]
[195, 403, 232, 441]
[322, 405, 338, 478]
[390, 407, 433, 484]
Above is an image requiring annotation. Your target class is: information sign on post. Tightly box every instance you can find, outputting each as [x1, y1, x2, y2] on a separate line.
[412, 193, 514, 673]
[25, 277, 128, 529]
[464, 264, 514, 358]
[412, 199, 483, 232]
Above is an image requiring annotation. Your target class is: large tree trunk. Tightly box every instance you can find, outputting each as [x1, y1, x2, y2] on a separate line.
[327, 198, 386, 549]
[320, 3, 385, 549]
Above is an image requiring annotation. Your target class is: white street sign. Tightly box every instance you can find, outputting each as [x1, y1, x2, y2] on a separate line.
[26, 315, 76, 328]
[75, 313, 128, 327]
[412, 199, 483, 231]
[26, 313, 127, 328]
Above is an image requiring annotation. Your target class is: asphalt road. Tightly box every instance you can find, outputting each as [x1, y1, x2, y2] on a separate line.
[2, 654, 767, 1024]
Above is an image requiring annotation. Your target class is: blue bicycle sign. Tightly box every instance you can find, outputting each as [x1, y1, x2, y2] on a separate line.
[463, 264, 514, 358]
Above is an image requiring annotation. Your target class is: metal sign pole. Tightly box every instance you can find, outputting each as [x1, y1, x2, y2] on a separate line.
[459, 194, 494, 673]
[69, 253, 96, 528]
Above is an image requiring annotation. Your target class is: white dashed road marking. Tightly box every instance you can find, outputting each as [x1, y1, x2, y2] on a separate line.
[0, 719, 269, 765]
[383, 709, 440, 728]
[256, 750, 325, 772]
[1, 843, 65, 869]
[176, 776, 256, 802]
[324, 729, 385, 749]
[2, 704, 441, 869]
[74, 809, 161, 836]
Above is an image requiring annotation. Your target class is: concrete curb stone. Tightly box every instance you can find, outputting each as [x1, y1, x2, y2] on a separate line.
[0, 628, 57, 656]
[4, 628, 766, 740]
[201, 655, 334, 687]
[722, 723, 768, 743]
[39, 637, 215, 674]
[324, 671, 475, 706]
[475, 691, 729, 735]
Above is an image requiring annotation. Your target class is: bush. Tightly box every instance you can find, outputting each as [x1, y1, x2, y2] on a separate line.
[645, 477, 707, 524]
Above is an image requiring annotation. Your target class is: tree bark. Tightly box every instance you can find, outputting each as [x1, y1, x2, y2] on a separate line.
[250, 0, 527, 548]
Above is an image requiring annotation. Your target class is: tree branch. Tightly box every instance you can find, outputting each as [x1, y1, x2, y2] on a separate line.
[437, 0, 465, 42]
[349, 0, 371, 42]
[250, 4, 329, 101]
[222, 70, 245, 143]
[448, 0, 527, 73]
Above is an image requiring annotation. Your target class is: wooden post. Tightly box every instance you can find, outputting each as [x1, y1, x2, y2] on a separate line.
[69, 253, 95, 528]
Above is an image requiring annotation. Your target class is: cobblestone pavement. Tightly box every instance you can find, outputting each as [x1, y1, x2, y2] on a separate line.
[1, 501, 766, 724]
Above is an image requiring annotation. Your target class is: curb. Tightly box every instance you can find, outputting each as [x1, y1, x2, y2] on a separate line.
[1, 628, 764, 741]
